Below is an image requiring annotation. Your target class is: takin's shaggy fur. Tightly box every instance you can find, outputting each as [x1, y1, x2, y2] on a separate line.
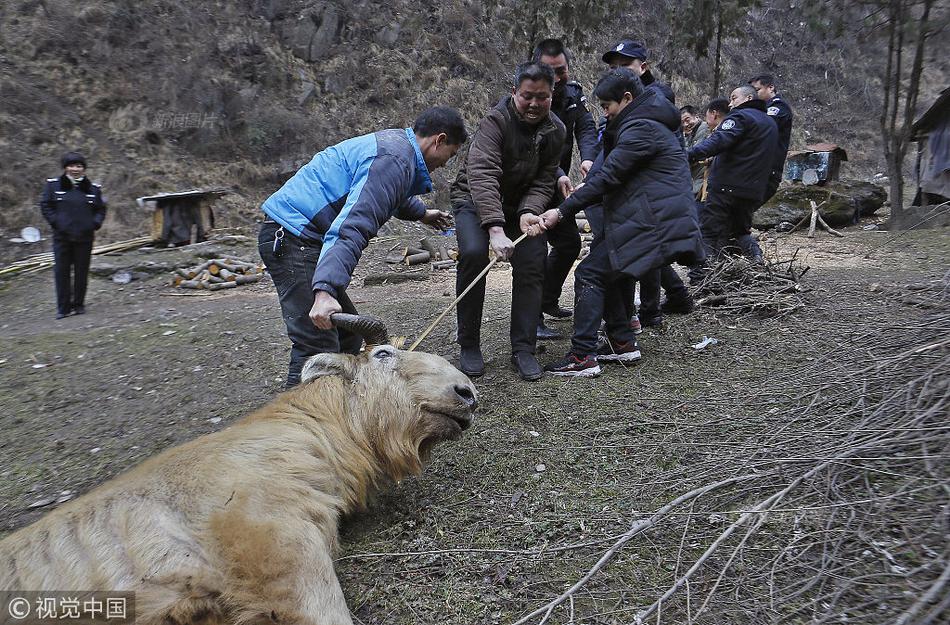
[0, 345, 477, 625]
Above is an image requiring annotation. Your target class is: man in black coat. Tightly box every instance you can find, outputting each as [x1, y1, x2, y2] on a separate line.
[532, 39, 599, 340]
[525, 69, 703, 377]
[40, 151, 107, 319]
[687, 85, 778, 268]
[601, 38, 694, 325]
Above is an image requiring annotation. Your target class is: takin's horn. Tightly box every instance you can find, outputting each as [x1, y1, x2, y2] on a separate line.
[330, 313, 390, 347]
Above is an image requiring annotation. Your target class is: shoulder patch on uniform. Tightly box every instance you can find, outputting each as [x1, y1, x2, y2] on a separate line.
[92, 182, 101, 187]
[579, 95, 587, 103]
[721, 119, 736, 130]
[47, 178, 58, 182]
[767, 106, 780, 116]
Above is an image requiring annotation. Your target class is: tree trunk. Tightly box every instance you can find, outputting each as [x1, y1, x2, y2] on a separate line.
[712, 0, 723, 96]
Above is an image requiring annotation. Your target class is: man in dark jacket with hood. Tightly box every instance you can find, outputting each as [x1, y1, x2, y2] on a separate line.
[527, 69, 703, 377]
[687, 85, 778, 268]
[452, 62, 565, 381]
[40, 151, 107, 319]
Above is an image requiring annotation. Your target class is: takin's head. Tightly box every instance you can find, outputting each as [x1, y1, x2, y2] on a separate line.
[297, 315, 476, 480]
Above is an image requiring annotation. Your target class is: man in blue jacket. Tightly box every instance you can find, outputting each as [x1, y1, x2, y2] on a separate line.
[259, 107, 465, 387]
[40, 151, 107, 319]
[687, 85, 778, 269]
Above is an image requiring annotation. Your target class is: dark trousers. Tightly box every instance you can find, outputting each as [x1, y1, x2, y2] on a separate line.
[700, 193, 762, 261]
[571, 234, 637, 355]
[638, 265, 689, 320]
[258, 221, 361, 388]
[53, 238, 93, 316]
[541, 196, 581, 311]
[454, 202, 546, 354]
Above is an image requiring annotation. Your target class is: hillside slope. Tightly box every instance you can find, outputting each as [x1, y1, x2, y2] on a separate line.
[0, 0, 946, 242]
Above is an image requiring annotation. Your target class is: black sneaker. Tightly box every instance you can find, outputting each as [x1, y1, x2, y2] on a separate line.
[640, 315, 663, 328]
[536, 322, 564, 341]
[72, 305, 86, 315]
[660, 297, 694, 315]
[542, 304, 572, 319]
[511, 352, 543, 381]
[596, 338, 642, 363]
[459, 347, 485, 378]
[544, 353, 601, 377]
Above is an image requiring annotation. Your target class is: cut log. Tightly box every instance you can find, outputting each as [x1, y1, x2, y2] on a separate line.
[206, 281, 238, 291]
[234, 273, 262, 284]
[178, 279, 204, 289]
[431, 260, 456, 269]
[218, 268, 237, 281]
[405, 251, 431, 265]
[807, 201, 819, 238]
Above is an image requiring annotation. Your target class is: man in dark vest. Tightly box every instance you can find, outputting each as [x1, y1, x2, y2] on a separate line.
[687, 84, 778, 269]
[40, 152, 107, 319]
[452, 62, 565, 381]
[532, 38, 599, 340]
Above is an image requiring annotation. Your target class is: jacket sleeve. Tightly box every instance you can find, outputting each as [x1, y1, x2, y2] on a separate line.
[395, 196, 427, 221]
[312, 154, 410, 297]
[93, 185, 107, 230]
[559, 121, 660, 219]
[467, 114, 507, 228]
[687, 115, 745, 162]
[518, 127, 564, 216]
[573, 97, 599, 163]
[40, 181, 57, 228]
[693, 123, 710, 145]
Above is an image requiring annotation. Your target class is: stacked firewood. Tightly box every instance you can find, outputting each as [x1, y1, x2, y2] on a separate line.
[385, 237, 457, 270]
[172, 258, 264, 290]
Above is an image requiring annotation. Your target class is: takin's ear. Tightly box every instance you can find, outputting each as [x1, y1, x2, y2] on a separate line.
[300, 352, 358, 383]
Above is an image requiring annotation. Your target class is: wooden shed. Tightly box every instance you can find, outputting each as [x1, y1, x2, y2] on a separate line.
[137, 189, 227, 246]
[911, 87, 950, 205]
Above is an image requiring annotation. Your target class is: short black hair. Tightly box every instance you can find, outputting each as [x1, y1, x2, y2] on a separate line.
[413, 107, 468, 145]
[734, 84, 758, 100]
[593, 68, 644, 103]
[705, 97, 730, 116]
[513, 62, 556, 89]
[679, 105, 699, 116]
[532, 38, 569, 64]
[749, 73, 775, 88]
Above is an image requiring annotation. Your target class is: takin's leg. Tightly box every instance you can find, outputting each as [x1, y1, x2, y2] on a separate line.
[209, 510, 353, 625]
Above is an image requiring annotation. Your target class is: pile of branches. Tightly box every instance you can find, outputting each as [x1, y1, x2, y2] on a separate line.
[692, 251, 810, 318]
[514, 303, 949, 624]
[171, 258, 263, 291]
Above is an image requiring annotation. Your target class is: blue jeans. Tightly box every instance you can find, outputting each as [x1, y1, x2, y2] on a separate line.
[258, 221, 361, 387]
[570, 234, 637, 356]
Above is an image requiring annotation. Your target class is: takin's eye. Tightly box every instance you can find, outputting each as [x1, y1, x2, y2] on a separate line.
[371, 346, 397, 362]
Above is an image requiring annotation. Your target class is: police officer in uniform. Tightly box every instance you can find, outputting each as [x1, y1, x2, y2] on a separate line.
[687, 85, 778, 268]
[40, 152, 107, 319]
[533, 39, 599, 339]
[749, 73, 794, 202]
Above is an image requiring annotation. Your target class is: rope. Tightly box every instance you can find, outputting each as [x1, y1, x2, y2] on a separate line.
[407, 232, 528, 352]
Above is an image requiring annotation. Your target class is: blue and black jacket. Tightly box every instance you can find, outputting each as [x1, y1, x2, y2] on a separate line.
[40, 175, 107, 242]
[262, 128, 432, 298]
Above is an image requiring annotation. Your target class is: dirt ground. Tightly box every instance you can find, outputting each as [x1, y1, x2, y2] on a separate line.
[1, 223, 947, 624]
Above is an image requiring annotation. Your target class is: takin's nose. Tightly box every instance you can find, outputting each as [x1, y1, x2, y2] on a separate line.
[454, 384, 478, 410]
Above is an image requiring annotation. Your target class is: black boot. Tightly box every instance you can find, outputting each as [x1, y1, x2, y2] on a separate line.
[511, 351, 543, 381]
[536, 320, 564, 341]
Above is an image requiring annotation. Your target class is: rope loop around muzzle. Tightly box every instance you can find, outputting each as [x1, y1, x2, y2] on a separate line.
[330, 313, 390, 347]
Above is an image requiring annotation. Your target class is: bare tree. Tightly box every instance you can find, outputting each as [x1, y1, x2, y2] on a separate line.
[874, 0, 937, 223]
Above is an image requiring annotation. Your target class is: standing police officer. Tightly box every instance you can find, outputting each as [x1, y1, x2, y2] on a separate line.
[749, 73, 794, 202]
[533, 39, 598, 339]
[40, 151, 107, 319]
[687, 85, 778, 268]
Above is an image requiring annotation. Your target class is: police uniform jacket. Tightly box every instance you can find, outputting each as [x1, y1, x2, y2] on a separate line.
[687, 99, 778, 201]
[766, 94, 794, 173]
[40, 175, 107, 242]
[551, 82, 598, 175]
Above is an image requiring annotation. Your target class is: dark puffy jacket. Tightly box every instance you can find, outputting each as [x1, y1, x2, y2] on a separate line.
[40, 175, 107, 241]
[687, 99, 778, 201]
[558, 90, 704, 278]
[552, 82, 598, 175]
[451, 96, 565, 228]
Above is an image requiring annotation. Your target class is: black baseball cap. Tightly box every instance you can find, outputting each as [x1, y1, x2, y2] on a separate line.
[602, 39, 649, 63]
